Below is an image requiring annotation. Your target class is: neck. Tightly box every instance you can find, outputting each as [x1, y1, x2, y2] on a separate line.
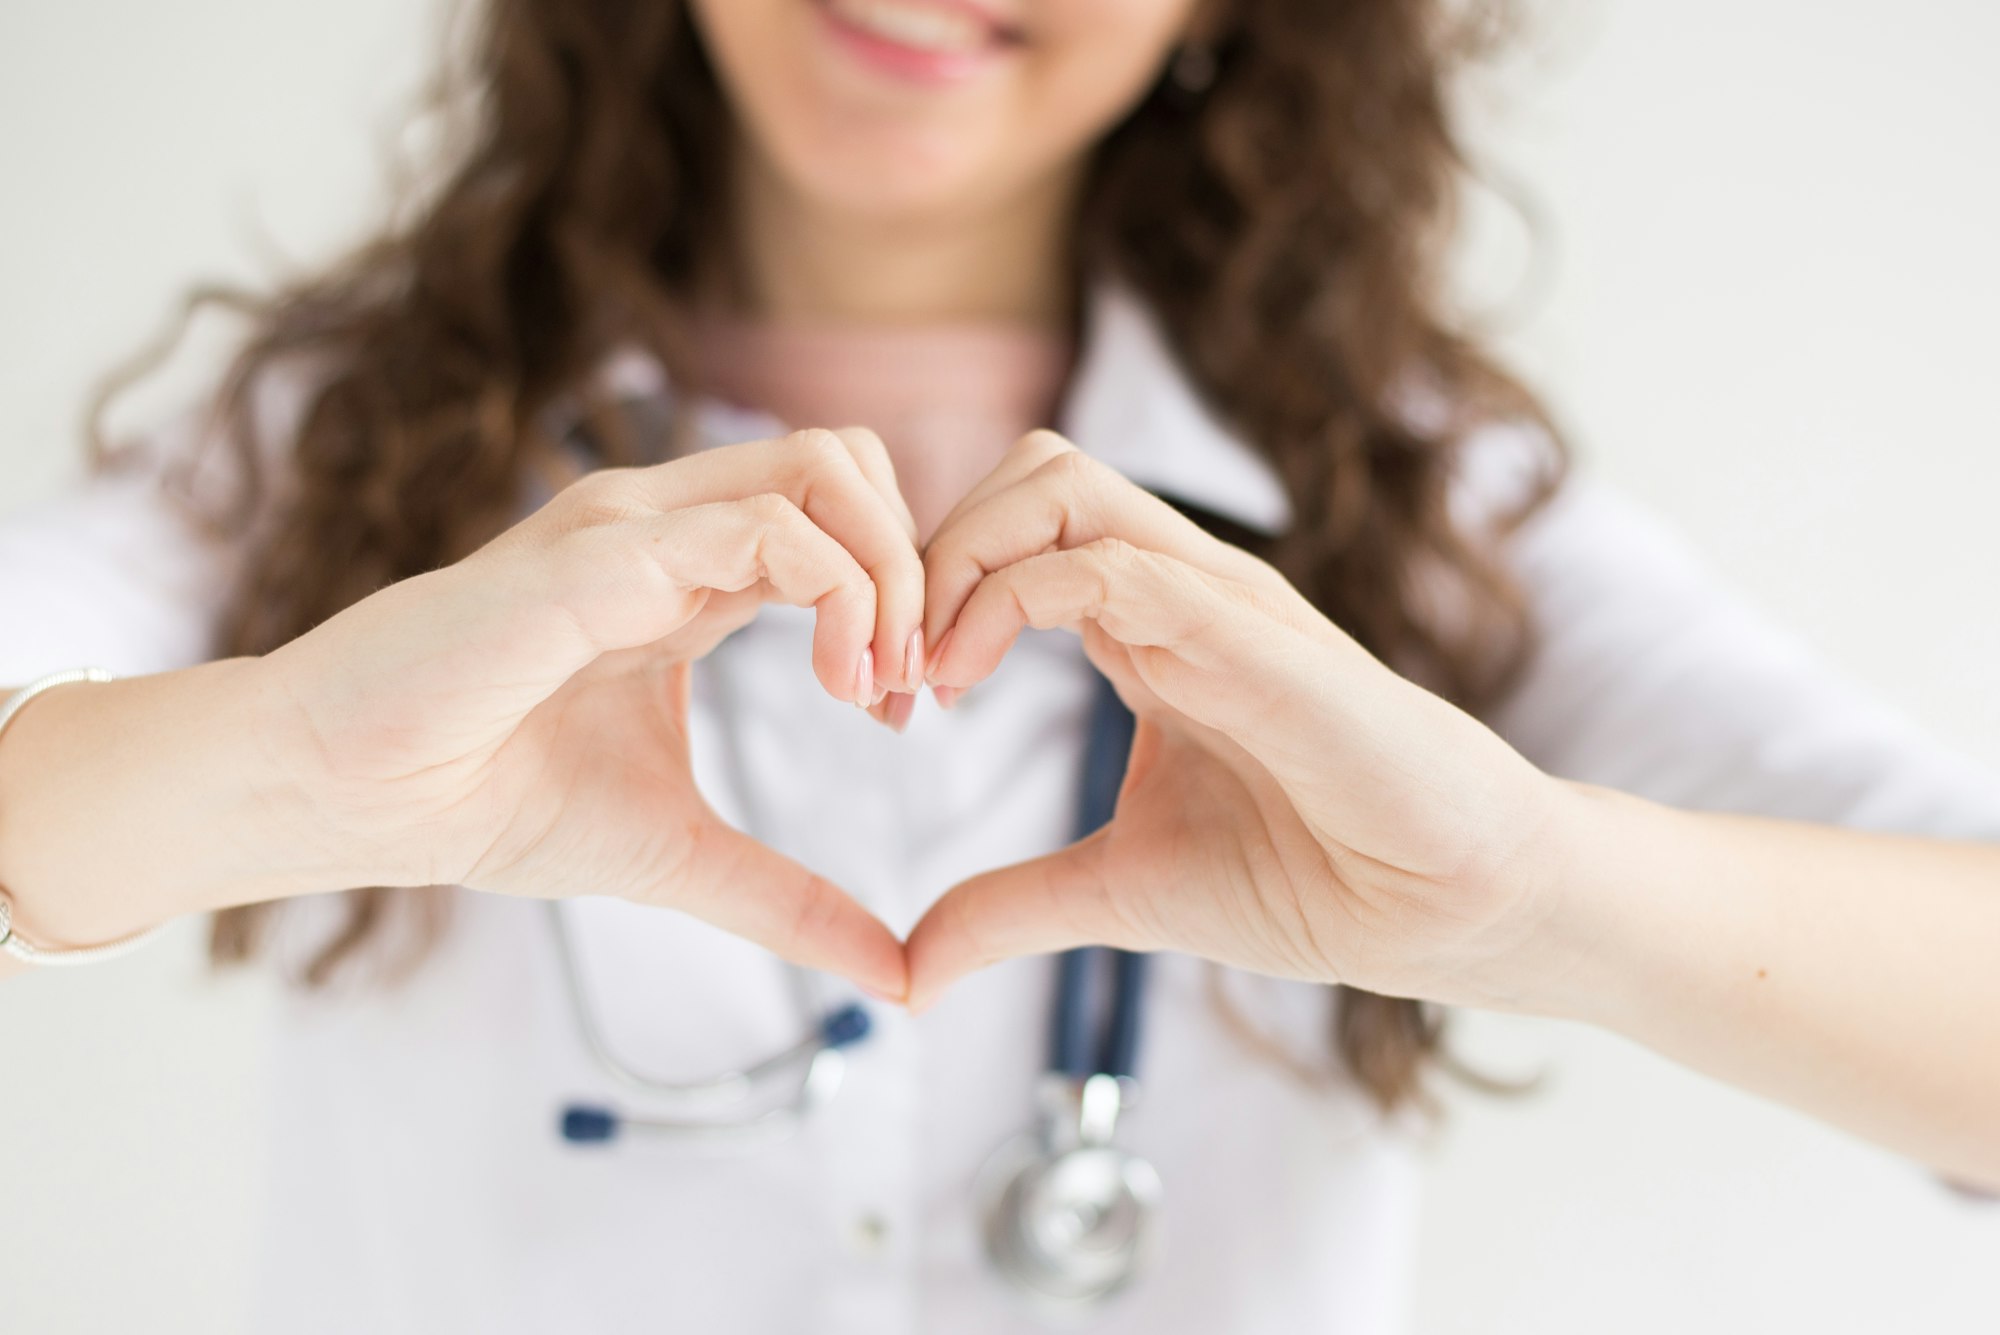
[722, 143, 1080, 330]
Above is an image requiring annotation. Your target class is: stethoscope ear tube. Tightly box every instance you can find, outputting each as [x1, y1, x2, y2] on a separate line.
[548, 632, 882, 1148]
[557, 1002, 873, 1145]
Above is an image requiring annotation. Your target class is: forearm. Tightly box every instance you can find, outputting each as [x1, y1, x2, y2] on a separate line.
[0, 657, 352, 968]
[1518, 781, 2000, 1189]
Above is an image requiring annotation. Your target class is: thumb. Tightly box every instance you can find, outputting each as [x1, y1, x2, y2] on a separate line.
[671, 817, 909, 1003]
[904, 830, 1138, 1013]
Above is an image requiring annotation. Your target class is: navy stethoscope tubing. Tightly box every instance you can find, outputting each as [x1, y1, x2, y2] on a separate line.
[1053, 669, 1147, 1085]
[554, 661, 1147, 1146]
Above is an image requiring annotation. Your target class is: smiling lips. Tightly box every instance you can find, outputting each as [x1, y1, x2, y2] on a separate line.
[814, 0, 1025, 83]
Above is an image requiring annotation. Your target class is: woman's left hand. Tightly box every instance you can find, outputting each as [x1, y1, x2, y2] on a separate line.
[904, 431, 1578, 1013]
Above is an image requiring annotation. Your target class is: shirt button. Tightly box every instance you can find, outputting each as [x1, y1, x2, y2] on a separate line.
[847, 1211, 892, 1257]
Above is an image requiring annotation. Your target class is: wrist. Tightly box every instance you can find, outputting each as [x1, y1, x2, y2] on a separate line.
[0, 657, 365, 947]
[1471, 779, 1718, 1030]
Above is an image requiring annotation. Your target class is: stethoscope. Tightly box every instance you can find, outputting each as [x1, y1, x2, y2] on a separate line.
[547, 900, 873, 1146]
[548, 639, 1159, 1308]
[974, 673, 1162, 1312]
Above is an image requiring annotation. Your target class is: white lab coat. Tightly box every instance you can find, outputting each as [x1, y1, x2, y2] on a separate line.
[3, 277, 1997, 1335]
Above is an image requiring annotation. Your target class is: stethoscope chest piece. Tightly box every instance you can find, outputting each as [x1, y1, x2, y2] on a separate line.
[980, 1071, 1163, 1313]
[979, 673, 1160, 1314]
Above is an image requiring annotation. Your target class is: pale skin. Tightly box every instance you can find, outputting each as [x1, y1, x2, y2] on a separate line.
[2, 0, 1997, 1200]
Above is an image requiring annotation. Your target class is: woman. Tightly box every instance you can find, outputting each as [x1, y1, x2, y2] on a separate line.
[1, 0, 1996, 1330]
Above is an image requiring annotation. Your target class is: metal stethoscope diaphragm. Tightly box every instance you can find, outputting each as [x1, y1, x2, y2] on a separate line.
[978, 947, 1161, 1312]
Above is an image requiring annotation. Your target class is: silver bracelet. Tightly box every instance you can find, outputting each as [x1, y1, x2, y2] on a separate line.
[0, 666, 167, 967]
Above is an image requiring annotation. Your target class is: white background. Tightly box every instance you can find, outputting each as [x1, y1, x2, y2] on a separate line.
[2, 0, 1997, 1330]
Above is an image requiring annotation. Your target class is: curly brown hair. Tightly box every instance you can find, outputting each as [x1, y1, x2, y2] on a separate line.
[95, 0, 1564, 1110]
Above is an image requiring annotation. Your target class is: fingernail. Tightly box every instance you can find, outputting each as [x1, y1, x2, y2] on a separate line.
[903, 628, 924, 691]
[853, 647, 874, 708]
[933, 684, 963, 711]
[925, 626, 955, 683]
[884, 691, 916, 733]
[859, 981, 905, 1006]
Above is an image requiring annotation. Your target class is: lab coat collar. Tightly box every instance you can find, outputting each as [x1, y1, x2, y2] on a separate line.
[1050, 277, 1293, 535]
[590, 274, 1294, 537]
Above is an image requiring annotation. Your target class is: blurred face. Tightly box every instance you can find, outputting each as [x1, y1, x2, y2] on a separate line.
[686, 0, 1206, 226]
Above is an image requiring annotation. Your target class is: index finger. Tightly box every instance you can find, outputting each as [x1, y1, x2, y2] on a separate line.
[921, 448, 1276, 661]
[609, 429, 927, 694]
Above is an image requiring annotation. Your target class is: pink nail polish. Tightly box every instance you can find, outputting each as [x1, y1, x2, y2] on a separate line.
[885, 691, 917, 733]
[853, 647, 874, 708]
[933, 684, 963, 711]
[903, 628, 924, 690]
[925, 626, 955, 683]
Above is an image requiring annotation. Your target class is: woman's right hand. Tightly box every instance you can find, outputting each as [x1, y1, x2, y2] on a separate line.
[256, 427, 924, 998]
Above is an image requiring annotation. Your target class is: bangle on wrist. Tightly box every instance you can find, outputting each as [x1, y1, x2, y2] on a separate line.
[0, 666, 167, 967]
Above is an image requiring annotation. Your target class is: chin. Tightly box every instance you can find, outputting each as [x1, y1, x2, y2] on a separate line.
[699, 0, 1052, 223]
[780, 132, 1007, 222]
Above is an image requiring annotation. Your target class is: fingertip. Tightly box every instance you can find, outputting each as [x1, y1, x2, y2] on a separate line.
[859, 979, 909, 1008]
[923, 624, 956, 684]
[843, 912, 910, 1005]
[809, 588, 881, 706]
[869, 605, 924, 698]
[901, 905, 977, 1016]
[679, 825, 909, 1005]
[901, 962, 943, 1016]
[823, 644, 873, 709]
[903, 951, 975, 1017]
[857, 957, 910, 1010]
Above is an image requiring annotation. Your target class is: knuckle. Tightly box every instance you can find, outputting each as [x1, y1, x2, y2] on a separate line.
[1036, 445, 1097, 485]
[830, 424, 889, 464]
[1034, 449, 1116, 516]
[785, 427, 852, 473]
[743, 490, 798, 527]
[1079, 538, 1149, 619]
[1089, 534, 1143, 571]
[1011, 428, 1076, 463]
[741, 493, 808, 579]
[921, 533, 966, 580]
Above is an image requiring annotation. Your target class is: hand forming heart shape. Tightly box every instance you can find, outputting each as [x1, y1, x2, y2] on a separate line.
[258, 424, 1569, 1016]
